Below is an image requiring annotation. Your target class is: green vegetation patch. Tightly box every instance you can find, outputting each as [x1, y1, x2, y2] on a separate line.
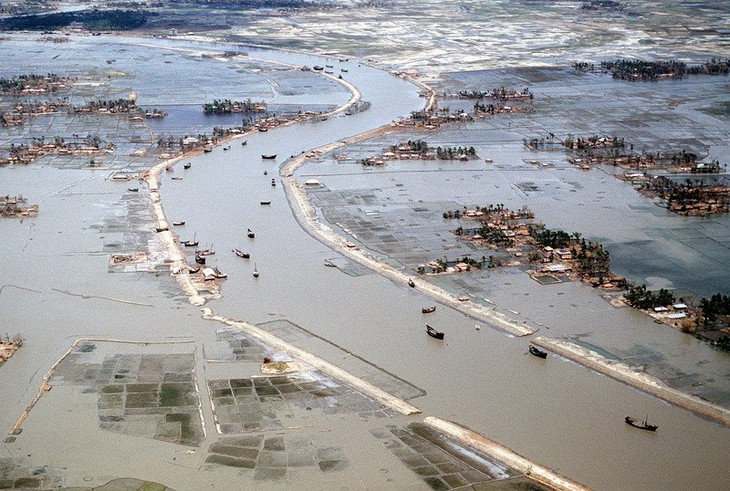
[160, 383, 196, 407]
[101, 384, 124, 394]
[0, 9, 148, 31]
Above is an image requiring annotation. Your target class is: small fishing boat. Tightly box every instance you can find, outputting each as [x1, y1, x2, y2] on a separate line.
[241, 141, 247, 146]
[195, 254, 206, 265]
[253, 263, 259, 278]
[313, 66, 324, 71]
[426, 324, 444, 340]
[127, 187, 139, 192]
[188, 266, 200, 274]
[326, 64, 333, 68]
[258, 127, 268, 132]
[341, 68, 348, 73]
[223, 146, 231, 151]
[271, 179, 276, 187]
[182, 233, 198, 247]
[408, 279, 415, 288]
[234, 248, 250, 259]
[528, 345, 548, 359]
[247, 228, 255, 239]
[625, 416, 658, 432]
[422, 306, 436, 314]
[172, 221, 185, 226]
[156, 226, 169, 233]
[324, 259, 337, 268]
[262, 154, 277, 159]
[183, 162, 192, 169]
[260, 201, 271, 205]
[171, 176, 183, 181]
[203, 146, 213, 153]
[197, 244, 215, 256]
[213, 267, 227, 279]
[263, 170, 268, 175]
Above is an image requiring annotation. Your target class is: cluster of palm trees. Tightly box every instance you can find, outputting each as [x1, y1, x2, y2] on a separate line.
[73, 98, 136, 113]
[203, 99, 267, 115]
[435, 146, 476, 159]
[624, 285, 676, 310]
[640, 176, 729, 213]
[600, 59, 688, 81]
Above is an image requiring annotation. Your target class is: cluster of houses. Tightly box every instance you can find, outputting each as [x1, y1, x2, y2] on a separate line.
[0, 195, 38, 218]
[651, 302, 689, 321]
[0, 335, 22, 364]
[1, 140, 114, 166]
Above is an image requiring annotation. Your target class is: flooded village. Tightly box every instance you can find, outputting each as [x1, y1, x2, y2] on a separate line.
[0, 1, 729, 491]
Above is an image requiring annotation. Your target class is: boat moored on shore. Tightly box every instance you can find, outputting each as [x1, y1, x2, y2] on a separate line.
[529, 345, 548, 359]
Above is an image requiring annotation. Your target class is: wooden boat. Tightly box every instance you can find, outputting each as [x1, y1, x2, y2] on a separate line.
[247, 228, 255, 239]
[188, 266, 200, 274]
[171, 176, 183, 180]
[426, 324, 444, 340]
[408, 279, 415, 288]
[195, 254, 206, 265]
[324, 259, 337, 268]
[258, 127, 268, 132]
[253, 263, 259, 278]
[341, 68, 348, 73]
[422, 306, 436, 314]
[313, 65, 324, 71]
[156, 226, 169, 233]
[213, 267, 227, 279]
[203, 146, 213, 153]
[183, 162, 191, 169]
[127, 187, 139, 192]
[263, 170, 268, 175]
[325, 64, 333, 68]
[271, 179, 276, 187]
[182, 233, 198, 247]
[197, 244, 215, 256]
[261, 154, 277, 159]
[528, 345, 548, 359]
[223, 146, 231, 151]
[241, 141, 247, 146]
[260, 201, 271, 205]
[234, 248, 250, 259]
[625, 416, 658, 432]
[172, 221, 185, 226]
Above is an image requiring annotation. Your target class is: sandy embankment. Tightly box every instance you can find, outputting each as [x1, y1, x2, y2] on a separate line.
[424, 417, 590, 491]
[533, 337, 730, 426]
[200, 308, 421, 416]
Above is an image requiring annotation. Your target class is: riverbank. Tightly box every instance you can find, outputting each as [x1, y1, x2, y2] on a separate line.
[533, 337, 730, 426]
[424, 417, 589, 491]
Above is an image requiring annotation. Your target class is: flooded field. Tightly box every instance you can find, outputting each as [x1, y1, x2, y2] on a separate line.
[0, 17, 728, 491]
